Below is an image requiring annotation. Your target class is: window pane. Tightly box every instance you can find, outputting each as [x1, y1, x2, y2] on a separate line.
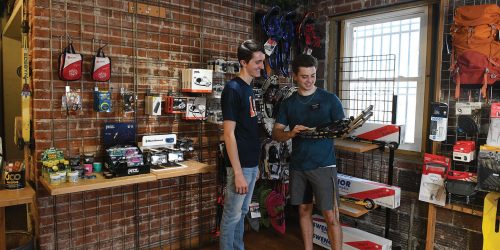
[344, 8, 427, 151]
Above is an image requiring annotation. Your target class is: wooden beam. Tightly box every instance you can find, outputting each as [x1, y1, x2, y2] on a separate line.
[425, 204, 437, 250]
[0, 207, 5, 250]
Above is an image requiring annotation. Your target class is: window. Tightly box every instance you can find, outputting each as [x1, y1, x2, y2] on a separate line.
[342, 6, 428, 152]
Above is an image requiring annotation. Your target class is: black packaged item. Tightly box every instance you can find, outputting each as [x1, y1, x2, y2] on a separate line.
[477, 146, 500, 192]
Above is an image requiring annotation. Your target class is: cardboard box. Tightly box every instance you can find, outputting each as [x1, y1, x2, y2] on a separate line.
[337, 174, 401, 209]
[184, 97, 206, 120]
[182, 69, 213, 93]
[312, 215, 392, 250]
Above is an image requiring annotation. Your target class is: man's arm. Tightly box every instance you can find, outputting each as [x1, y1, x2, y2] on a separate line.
[272, 123, 309, 142]
[223, 120, 248, 194]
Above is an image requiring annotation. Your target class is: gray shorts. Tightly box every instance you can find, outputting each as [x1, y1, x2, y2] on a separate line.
[290, 166, 339, 211]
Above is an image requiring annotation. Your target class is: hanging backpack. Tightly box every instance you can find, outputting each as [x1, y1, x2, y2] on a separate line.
[58, 43, 83, 81]
[450, 4, 500, 99]
[91, 46, 111, 82]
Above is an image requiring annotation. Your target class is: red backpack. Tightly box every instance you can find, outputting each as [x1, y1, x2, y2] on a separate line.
[450, 4, 500, 99]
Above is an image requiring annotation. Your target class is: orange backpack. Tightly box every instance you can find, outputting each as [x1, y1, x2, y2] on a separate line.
[450, 4, 500, 99]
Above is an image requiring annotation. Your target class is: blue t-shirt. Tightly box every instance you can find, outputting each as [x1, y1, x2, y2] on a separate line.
[276, 88, 345, 171]
[221, 77, 260, 168]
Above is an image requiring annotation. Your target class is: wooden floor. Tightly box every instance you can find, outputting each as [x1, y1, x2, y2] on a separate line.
[200, 215, 325, 250]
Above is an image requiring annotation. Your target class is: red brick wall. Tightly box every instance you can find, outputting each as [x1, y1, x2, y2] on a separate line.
[30, 0, 264, 249]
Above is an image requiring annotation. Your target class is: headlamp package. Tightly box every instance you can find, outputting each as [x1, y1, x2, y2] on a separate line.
[93, 87, 112, 112]
[145, 94, 162, 116]
[165, 96, 187, 114]
[184, 97, 206, 120]
[62, 86, 82, 113]
[182, 69, 213, 93]
[429, 102, 448, 141]
[122, 91, 136, 113]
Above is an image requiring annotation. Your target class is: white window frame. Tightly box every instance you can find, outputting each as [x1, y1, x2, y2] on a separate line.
[342, 6, 428, 152]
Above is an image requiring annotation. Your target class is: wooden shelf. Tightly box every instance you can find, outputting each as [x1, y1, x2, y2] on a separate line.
[335, 139, 380, 153]
[39, 160, 215, 195]
[339, 200, 370, 217]
[151, 160, 215, 179]
[40, 173, 156, 195]
[0, 184, 35, 208]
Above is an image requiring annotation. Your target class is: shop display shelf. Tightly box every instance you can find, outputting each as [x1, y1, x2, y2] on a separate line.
[40, 172, 156, 196]
[0, 184, 35, 208]
[151, 160, 215, 179]
[0, 184, 35, 250]
[335, 139, 380, 153]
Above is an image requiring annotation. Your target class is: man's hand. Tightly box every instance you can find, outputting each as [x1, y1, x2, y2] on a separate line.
[290, 124, 310, 137]
[234, 173, 248, 194]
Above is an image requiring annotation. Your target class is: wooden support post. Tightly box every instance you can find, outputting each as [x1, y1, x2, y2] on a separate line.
[0, 207, 5, 250]
[425, 204, 437, 250]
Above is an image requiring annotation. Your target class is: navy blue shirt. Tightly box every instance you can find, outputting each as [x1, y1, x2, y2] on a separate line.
[221, 77, 260, 168]
[276, 88, 345, 171]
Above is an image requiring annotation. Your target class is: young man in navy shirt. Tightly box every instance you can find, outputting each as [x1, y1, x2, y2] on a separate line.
[220, 40, 265, 250]
[273, 54, 345, 250]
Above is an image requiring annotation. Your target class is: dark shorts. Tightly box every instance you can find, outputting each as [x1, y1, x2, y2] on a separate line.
[290, 166, 339, 211]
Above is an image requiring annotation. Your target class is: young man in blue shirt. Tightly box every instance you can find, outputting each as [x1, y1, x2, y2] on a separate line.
[220, 40, 265, 250]
[272, 54, 345, 250]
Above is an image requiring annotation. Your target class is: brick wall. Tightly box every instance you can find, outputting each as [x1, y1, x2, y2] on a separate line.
[29, 0, 264, 249]
[311, 0, 483, 249]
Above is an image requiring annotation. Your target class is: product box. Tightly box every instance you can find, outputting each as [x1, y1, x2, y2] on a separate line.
[182, 69, 213, 93]
[145, 95, 162, 116]
[312, 215, 392, 250]
[349, 123, 403, 144]
[453, 141, 476, 162]
[419, 153, 449, 206]
[184, 97, 206, 120]
[337, 174, 401, 209]
[102, 122, 149, 177]
[165, 96, 187, 114]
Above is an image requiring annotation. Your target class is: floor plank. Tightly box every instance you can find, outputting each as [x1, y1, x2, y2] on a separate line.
[201, 215, 326, 250]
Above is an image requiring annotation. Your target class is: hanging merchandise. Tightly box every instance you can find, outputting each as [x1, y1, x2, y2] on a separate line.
[279, 11, 296, 77]
[482, 192, 500, 250]
[93, 87, 112, 112]
[265, 190, 286, 234]
[453, 141, 476, 162]
[122, 90, 136, 113]
[145, 93, 162, 116]
[446, 164, 478, 204]
[165, 96, 187, 114]
[91, 45, 111, 82]
[184, 97, 206, 120]
[62, 86, 82, 113]
[450, 4, 500, 99]
[477, 145, 500, 192]
[182, 68, 213, 93]
[297, 12, 321, 55]
[260, 140, 282, 180]
[429, 102, 448, 142]
[261, 6, 282, 57]
[418, 154, 449, 206]
[58, 42, 83, 81]
[487, 103, 500, 147]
